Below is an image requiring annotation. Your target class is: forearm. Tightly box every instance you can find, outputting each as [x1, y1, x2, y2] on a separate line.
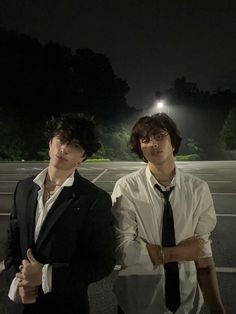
[147, 237, 204, 265]
[149, 246, 192, 265]
[196, 258, 225, 313]
[162, 245, 186, 263]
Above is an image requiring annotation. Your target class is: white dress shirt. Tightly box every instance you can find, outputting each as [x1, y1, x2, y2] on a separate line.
[111, 166, 217, 314]
[8, 168, 74, 302]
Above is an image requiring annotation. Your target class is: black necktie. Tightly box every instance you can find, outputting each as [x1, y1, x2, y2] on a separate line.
[155, 184, 181, 313]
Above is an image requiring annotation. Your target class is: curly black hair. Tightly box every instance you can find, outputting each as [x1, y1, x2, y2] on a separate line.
[46, 112, 101, 160]
[130, 113, 182, 161]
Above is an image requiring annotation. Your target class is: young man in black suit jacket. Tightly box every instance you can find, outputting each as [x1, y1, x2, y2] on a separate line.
[5, 113, 115, 314]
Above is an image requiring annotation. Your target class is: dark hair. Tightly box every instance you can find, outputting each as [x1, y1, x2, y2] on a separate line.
[130, 113, 182, 160]
[46, 112, 101, 160]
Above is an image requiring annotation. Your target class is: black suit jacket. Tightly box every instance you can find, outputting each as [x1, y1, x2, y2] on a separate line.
[5, 170, 115, 314]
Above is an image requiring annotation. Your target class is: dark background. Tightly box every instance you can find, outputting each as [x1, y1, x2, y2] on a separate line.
[1, 0, 236, 108]
[0, 0, 236, 161]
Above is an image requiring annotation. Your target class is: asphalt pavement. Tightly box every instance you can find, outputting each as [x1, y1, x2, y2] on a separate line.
[0, 160, 236, 313]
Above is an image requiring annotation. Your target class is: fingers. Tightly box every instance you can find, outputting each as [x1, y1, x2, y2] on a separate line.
[27, 248, 37, 263]
[16, 272, 24, 280]
[22, 259, 30, 267]
[17, 278, 29, 287]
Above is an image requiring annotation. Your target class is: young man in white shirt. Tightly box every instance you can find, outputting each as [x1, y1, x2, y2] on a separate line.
[5, 113, 115, 314]
[112, 113, 225, 314]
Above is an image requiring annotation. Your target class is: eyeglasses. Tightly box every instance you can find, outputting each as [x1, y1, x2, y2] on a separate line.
[140, 131, 169, 144]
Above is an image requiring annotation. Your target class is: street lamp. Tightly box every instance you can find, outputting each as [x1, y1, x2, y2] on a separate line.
[157, 101, 164, 110]
[156, 101, 169, 115]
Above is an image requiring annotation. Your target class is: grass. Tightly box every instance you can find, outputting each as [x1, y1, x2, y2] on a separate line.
[176, 154, 200, 161]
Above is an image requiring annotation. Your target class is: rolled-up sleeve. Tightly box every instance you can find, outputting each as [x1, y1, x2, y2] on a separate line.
[195, 181, 217, 257]
[112, 181, 154, 271]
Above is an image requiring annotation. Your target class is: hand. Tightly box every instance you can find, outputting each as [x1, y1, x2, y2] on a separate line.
[17, 285, 38, 304]
[177, 236, 204, 261]
[16, 248, 43, 287]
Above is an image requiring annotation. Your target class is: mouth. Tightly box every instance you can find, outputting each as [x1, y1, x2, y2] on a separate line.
[56, 154, 67, 161]
[151, 150, 163, 156]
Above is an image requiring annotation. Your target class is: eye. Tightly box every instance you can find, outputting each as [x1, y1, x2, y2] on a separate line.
[73, 143, 82, 149]
[69, 141, 83, 151]
[155, 132, 168, 141]
[140, 137, 150, 144]
[155, 134, 162, 140]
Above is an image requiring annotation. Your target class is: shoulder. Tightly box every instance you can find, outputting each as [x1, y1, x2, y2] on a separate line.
[75, 171, 110, 201]
[178, 168, 207, 186]
[16, 175, 37, 190]
[112, 167, 147, 198]
[177, 168, 210, 195]
[114, 167, 146, 189]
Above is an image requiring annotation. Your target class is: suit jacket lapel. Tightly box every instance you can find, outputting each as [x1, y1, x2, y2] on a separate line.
[26, 183, 40, 249]
[35, 184, 78, 252]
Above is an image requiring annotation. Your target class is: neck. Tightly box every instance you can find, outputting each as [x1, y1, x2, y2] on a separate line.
[149, 161, 175, 186]
[46, 166, 75, 186]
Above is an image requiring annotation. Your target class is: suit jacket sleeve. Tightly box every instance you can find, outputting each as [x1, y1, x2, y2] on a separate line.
[4, 182, 22, 277]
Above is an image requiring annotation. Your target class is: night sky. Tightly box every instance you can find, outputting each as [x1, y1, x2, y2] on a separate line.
[1, 0, 236, 109]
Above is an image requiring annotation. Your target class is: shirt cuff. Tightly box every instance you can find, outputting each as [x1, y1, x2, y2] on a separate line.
[199, 233, 213, 257]
[0, 260, 5, 273]
[8, 277, 21, 303]
[42, 264, 52, 294]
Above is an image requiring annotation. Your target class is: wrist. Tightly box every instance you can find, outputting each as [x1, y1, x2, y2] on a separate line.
[155, 245, 164, 265]
[163, 246, 180, 263]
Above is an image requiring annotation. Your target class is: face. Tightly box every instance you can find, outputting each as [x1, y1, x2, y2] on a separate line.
[49, 136, 86, 171]
[139, 130, 175, 166]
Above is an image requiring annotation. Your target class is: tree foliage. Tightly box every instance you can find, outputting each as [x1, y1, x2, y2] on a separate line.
[155, 76, 236, 159]
[0, 27, 136, 160]
[0, 27, 133, 122]
[98, 124, 136, 160]
[220, 106, 236, 150]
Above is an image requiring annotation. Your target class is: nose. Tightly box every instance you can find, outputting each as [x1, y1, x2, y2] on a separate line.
[150, 138, 159, 147]
[59, 143, 68, 154]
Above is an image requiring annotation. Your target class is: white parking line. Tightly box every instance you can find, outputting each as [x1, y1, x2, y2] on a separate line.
[194, 173, 216, 176]
[0, 192, 13, 195]
[216, 214, 236, 217]
[92, 169, 108, 183]
[216, 267, 236, 273]
[17, 167, 44, 171]
[0, 174, 33, 176]
[212, 192, 236, 195]
[207, 181, 232, 183]
[0, 181, 18, 183]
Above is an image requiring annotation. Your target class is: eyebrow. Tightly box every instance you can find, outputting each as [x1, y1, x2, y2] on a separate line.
[140, 130, 166, 137]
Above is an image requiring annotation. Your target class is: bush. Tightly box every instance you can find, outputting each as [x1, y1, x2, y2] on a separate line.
[176, 154, 200, 161]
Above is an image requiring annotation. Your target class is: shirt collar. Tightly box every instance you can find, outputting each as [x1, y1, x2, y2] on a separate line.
[33, 167, 75, 188]
[145, 165, 181, 190]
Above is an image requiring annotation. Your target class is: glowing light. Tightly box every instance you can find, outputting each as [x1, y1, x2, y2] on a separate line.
[157, 101, 164, 109]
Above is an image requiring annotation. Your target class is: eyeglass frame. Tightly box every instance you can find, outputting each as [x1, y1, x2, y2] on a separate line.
[139, 130, 169, 144]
